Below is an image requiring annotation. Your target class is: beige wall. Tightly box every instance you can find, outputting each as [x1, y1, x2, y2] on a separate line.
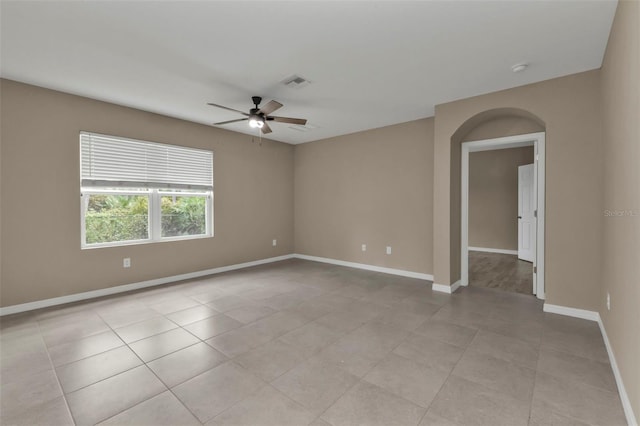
[600, 0, 640, 419]
[0, 79, 294, 307]
[434, 70, 604, 311]
[294, 119, 433, 275]
[469, 146, 534, 251]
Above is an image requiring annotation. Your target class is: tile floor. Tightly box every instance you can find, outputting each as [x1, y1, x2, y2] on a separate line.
[469, 251, 533, 295]
[0, 259, 626, 426]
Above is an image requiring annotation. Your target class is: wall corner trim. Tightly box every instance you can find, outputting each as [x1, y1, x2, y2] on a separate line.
[292, 254, 433, 281]
[543, 303, 637, 426]
[0, 254, 296, 316]
[432, 280, 460, 294]
[468, 247, 519, 256]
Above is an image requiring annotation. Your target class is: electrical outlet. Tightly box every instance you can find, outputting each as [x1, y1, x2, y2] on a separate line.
[386, 246, 392, 255]
[272, 239, 277, 247]
[123, 258, 131, 268]
[607, 292, 610, 311]
[362, 244, 367, 252]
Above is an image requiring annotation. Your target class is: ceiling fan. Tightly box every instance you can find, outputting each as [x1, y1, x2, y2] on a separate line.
[208, 96, 307, 134]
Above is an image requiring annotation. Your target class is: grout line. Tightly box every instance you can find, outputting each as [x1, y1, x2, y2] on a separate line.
[94, 311, 203, 425]
[34, 321, 78, 426]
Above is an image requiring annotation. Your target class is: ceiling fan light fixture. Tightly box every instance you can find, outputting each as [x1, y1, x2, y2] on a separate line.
[249, 115, 264, 128]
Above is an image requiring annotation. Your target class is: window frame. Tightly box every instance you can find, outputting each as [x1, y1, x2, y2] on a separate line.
[80, 188, 214, 249]
[80, 132, 214, 249]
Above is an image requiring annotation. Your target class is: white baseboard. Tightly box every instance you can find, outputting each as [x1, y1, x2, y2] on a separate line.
[432, 280, 460, 294]
[0, 254, 295, 316]
[293, 254, 433, 281]
[542, 303, 600, 321]
[543, 302, 637, 426]
[468, 246, 518, 256]
[1, 254, 434, 316]
[598, 316, 638, 426]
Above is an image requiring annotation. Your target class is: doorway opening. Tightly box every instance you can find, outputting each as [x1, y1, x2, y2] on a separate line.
[461, 132, 545, 299]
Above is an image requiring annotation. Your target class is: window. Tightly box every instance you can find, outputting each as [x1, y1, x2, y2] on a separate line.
[80, 132, 213, 248]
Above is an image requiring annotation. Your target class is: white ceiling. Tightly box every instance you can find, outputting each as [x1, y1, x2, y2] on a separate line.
[0, 1, 617, 144]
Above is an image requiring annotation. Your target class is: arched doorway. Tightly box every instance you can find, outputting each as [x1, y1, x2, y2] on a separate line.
[452, 109, 546, 299]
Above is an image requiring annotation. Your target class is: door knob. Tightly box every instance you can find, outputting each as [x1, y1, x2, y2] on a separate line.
[518, 216, 522, 219]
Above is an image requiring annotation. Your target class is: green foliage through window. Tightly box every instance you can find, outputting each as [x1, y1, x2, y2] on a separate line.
[85, 194, 149, 244]
[161, 195, 207, 237]
[83, 191, 209, 246]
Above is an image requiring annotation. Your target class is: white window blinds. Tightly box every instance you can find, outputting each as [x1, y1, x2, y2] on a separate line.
[80, 132, 213, 190]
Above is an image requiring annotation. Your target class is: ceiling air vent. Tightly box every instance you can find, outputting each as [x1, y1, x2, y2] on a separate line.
[281, 75, 311, 90]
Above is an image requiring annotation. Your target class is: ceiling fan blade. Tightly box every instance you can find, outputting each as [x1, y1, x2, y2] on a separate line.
[271, 116, 307, 125]
[261, 122, 273, 134]
[207, 103, 249, 116]
[214, 118, 248, 125]
[258, 100, 283, 115]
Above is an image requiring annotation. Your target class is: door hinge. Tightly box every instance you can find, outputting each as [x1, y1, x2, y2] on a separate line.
[534, 266, 537, 274]
[536, 154, 539, 161]
[534, 210, 537, 218]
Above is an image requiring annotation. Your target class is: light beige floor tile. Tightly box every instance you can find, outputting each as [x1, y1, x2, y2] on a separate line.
[41, 315, 111, 347]
[430, 305, 490, 330]
[48, 330, 124, 367]
[427, 376, 530, 426]
[66, 365, 166, 426]
[191, 289, 226, 304]
[147, 342, 228, 387]
[309, 418, 332, 426]
[314, 309, 376, 334]
[364, 353, 448, 408]
[314, 341, 382, 378]
[532, 371, 626, 426]
[394, 298, 443, 317]
[115, 316, 178, 343]
[249, 311, 310, 339]
[206, 295, 260, 312]
[98, 391, 200, 426]
[419, 411, 462, 426]
[272, 357, 359, 415]
[537, 346, 617, 392]
[0, 347, 52, 383]
[392, 333, 465, 373]
[279, 322, 343, 354]
[372, 308, 431, 331]
[528, 399, 592, 426]
[129, 328, 199, 362]
[207, 385, 316, 426]
[0, 368, 63, 420]
[172, 361, 265, 423]
[284, 300, 338, 322]
[330, 321, 410, 362]
[184, 314, 243, 340]
[234, 339, 312, 382]
[56, 345, 142, 393]
[541, 315, 609, 363]
[150, 296, 200, 315]
[224, 305, 278, 324]
[467, 329, 539, 369]
[206, 323, 277, 357]
[481, 316, 542, 345]
[0, 396, 73, 426]
[99, 306, 161, 329]
[451, 350, 536, 401]
[413, 320, 477, 348]
[321, 381, 426, 426]
[166, 304, 219, 326]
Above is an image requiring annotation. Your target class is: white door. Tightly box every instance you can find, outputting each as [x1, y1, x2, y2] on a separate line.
[518, 164, 535, 263]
